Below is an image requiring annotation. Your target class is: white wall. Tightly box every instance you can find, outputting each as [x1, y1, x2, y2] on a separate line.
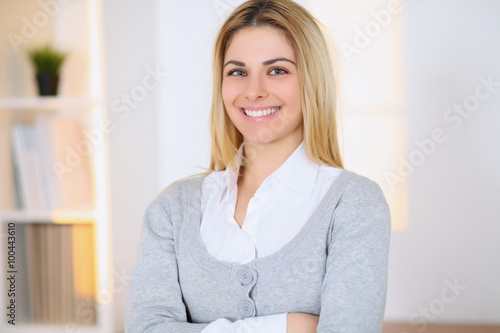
[101, 0, 500, 331]
[385, 0, 500, 324]
[100, 1, 158, 332]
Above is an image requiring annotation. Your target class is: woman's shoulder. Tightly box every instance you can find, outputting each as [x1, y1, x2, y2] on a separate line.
[328, 170, 391, 232]
[151, 170, 229, 205]
[333, 169, 388, 205]
[140, 174, 207, 235]
[152, 173, 208, 206]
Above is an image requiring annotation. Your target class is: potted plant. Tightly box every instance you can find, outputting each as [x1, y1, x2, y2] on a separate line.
[27, 42, 67, 96]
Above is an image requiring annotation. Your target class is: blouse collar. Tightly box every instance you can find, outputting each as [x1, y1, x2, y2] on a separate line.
[220, 141, 320, 202]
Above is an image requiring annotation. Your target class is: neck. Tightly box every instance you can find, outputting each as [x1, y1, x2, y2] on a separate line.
[239, 134, 303, 190]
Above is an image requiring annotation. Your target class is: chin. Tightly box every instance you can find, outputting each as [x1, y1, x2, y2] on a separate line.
[243, 130, 278, 145]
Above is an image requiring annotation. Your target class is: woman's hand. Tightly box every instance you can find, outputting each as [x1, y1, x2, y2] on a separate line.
[286, 312, 319, 333]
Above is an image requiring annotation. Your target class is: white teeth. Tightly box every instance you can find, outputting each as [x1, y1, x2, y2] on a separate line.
[244, 107, 280, 117]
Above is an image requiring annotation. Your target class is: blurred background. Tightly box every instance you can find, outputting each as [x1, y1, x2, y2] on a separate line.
[0, 0, 499, 332]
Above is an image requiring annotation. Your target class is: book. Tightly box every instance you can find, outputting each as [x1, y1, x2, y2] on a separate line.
[11, 115, 93, 211]
[22, 223, 97, 324]
[10, 124, 31, 209]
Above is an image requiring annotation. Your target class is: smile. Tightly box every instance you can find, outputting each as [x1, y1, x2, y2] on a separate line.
[242, 107, 281, 118]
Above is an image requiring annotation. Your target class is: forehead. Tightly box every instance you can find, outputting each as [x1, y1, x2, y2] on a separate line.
[224, 27, 295, 60]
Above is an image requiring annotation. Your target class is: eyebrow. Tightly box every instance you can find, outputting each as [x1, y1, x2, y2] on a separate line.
[223, 57, 296, 68]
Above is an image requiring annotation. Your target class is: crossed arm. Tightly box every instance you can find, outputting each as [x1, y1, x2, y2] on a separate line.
[125, 180, 390, 333]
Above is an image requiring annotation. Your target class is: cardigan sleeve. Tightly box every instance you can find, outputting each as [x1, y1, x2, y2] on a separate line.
[316, 178, 391, 333]
[125, 198, 210, 333]
[125, 195, 288, 333]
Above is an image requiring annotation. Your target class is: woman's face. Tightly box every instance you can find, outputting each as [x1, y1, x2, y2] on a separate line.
[222, 27, 303, 146]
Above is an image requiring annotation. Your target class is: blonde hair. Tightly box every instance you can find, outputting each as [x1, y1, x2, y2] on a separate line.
[209, 0, 343, 172]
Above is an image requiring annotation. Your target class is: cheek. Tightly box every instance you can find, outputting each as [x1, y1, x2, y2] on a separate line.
[275, 79, 301, 109]
[222, 80, 241, 105]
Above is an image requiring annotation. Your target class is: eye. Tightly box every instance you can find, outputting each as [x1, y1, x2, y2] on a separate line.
[269, 67, 289, 75]
[226, 69, 246, 77]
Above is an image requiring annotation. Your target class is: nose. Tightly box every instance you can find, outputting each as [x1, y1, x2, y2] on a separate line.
[245, 74, 268, 101]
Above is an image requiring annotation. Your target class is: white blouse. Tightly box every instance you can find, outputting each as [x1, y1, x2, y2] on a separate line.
[199, 141, 341, 332]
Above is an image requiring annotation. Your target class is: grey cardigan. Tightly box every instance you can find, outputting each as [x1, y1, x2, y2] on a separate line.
[125, 170, 391, 333]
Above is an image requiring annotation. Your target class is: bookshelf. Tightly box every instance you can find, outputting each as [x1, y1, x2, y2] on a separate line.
[0, 97, 101, 111]
[0, 210, 95, 224]
[0, 0, 113, 332]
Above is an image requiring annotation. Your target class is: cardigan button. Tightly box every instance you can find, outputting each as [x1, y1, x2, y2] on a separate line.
[239, 300, 254, 317]
[237, 268, 253, 285]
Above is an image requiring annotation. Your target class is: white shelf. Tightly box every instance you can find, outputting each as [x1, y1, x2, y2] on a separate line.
[0, 210, 95, 224]
[0, 97, 100, 110]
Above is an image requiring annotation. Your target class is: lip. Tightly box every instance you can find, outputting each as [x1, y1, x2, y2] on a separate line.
[239, 106, 282, 122]
[240, 105, 281, 111]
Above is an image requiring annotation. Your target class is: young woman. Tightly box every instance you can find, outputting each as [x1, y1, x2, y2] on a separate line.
[125, 0, 391, 332]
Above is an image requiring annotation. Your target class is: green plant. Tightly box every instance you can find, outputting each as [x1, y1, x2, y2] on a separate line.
[27, 42, 67, 74]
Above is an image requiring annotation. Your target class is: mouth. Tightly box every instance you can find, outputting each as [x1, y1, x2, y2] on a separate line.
[240, 106, 281, 118]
